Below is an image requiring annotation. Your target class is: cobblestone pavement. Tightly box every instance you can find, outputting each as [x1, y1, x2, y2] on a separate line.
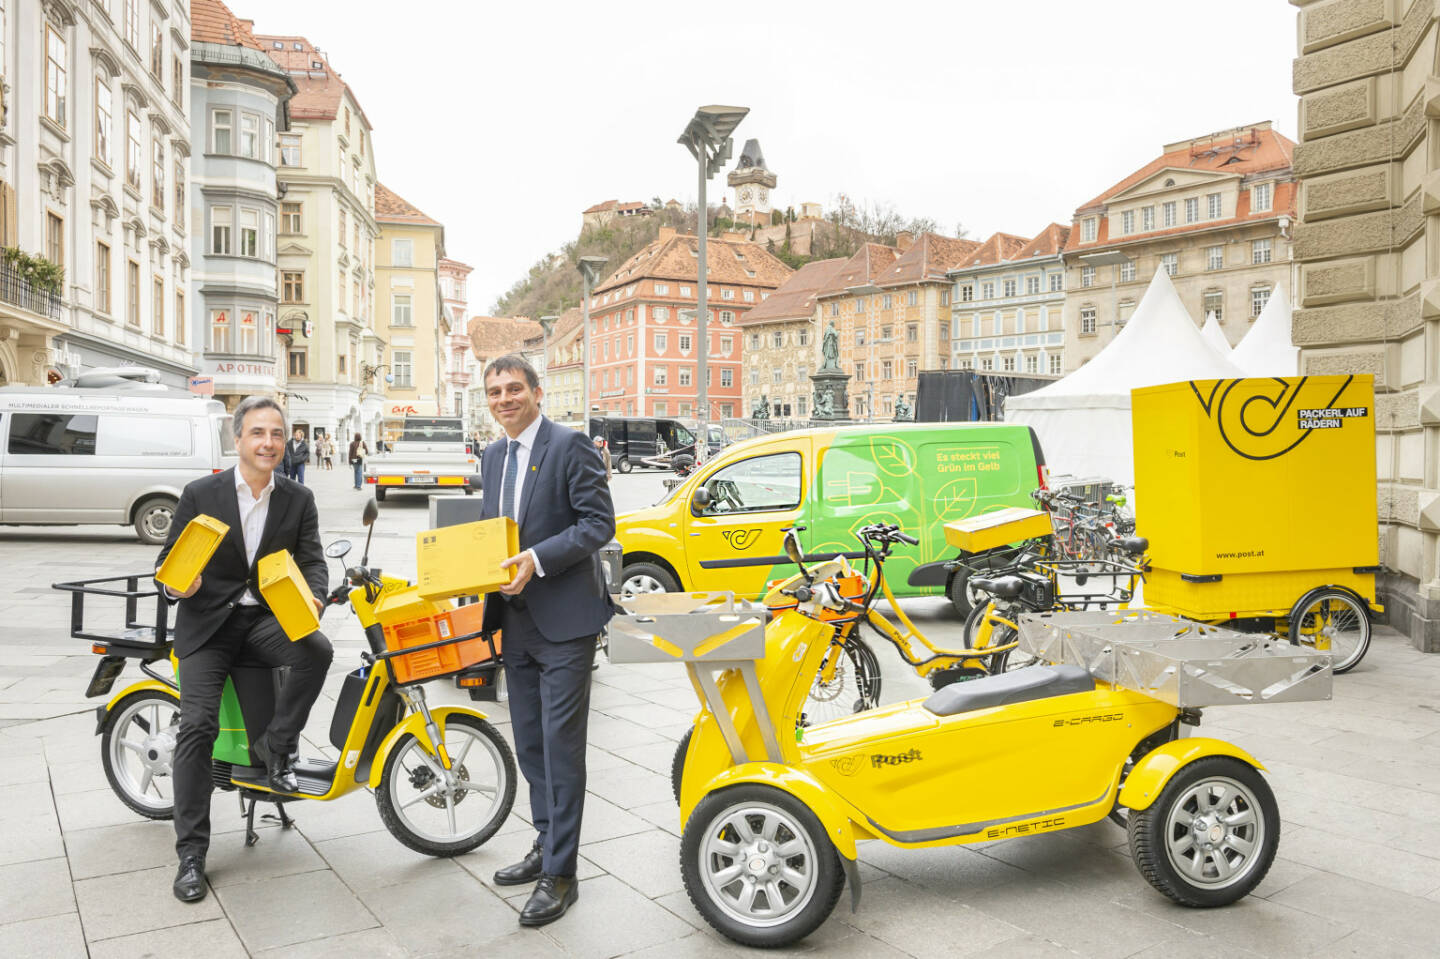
[2, 463, 1438, 958]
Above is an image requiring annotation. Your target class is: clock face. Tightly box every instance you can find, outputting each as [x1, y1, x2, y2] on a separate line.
[739, 188, 752, 203]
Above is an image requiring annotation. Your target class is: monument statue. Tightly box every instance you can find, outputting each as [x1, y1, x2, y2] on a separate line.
[894, 395, 913, 420]
[752, 395, 771, 420]
[820, 321, 840, 371]
[815, 386, 834, 417]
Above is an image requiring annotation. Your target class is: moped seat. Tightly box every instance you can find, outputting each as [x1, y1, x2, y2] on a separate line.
[969, 575, 1025, 600]
[1116, 536, 1149, 555]
[922, 664, 1094, 717]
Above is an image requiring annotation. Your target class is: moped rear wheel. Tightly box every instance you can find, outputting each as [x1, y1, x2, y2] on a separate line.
[1127, 756, 1278, 907]
[681, 785, 846, 947]
[375, 713, 517, 857]
[101, 688, 180, 820]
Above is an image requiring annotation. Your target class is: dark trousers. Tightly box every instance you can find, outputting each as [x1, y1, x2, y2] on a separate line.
[500, 600, 595, 877]
[292, 463, 306, 485]
[172, 606, 333, 858]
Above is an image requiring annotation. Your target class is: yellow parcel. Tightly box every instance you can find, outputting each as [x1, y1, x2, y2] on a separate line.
[258, 549, 321, 641]
[155, 514, 230, 592]
[416, 517, 519, 601]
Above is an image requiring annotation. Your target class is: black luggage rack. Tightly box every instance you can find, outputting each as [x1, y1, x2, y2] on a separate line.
[52, 573, 171, 656]
[1035, 558, 1145, 610]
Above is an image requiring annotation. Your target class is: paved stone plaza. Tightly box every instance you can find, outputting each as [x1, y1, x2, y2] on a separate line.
[1, 464, 1438, 958]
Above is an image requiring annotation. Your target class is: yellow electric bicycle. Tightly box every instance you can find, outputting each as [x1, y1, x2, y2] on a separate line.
[59, 498, 517, 855]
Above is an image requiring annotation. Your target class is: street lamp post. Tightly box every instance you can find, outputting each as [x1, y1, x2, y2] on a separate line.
[678, 105, 748, 462]
[577, 256, 608, 433]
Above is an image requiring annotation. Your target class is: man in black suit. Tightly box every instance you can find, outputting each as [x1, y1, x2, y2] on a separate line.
[285, 428, 309, 484]
[154, 395, 333, 903]
[480, 354, 615, 927]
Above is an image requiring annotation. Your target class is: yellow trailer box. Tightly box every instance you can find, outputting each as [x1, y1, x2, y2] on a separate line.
[415, 517, 519, 601]
[944, 507, 1053, 553]
[1132, 375, 1379, 617]
[258, 549, 321, 641]
[155, 514, 230, 592]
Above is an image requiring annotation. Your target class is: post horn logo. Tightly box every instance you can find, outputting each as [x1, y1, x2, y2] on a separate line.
[720, 528, 762, 551]
[829, 752, 867, 776]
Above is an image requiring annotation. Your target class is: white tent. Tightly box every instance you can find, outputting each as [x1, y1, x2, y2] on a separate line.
[1200, 311, 1233, 359]
[1230, 287, 1298, 376]
[1005, 271, 1244, 485]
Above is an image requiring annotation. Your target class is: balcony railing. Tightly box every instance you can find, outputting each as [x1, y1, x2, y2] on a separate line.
[0, 260, 62, 319]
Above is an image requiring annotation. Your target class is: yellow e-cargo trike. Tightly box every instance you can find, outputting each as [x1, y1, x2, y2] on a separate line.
[610, 524, 1330, 948]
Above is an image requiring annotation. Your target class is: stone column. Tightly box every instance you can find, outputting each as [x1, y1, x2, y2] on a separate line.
[1291, 0, 1439, 651]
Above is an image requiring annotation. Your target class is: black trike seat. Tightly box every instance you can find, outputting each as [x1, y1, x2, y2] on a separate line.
[1116, 536, 1149, 556]
[923, 665, 1094, 717]
[969, 575, 1026, 600]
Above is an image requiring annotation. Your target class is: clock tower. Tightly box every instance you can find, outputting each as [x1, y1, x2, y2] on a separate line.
[727, 139, 777, 227]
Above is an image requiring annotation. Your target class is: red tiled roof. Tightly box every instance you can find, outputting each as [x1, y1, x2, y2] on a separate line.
[252, 34, 372, 128]
[1009, 223, 1071, 261]
[468, 316, 545, 359]
[191, 0, 263, 49]
[738, 257, 849, 326]
[816, 244, 900, 298]
[876, 233, 982, 287]
[595, 231, 792, 295]
[375, 183, 440, 226]
[583, 200, 618, 214]
[955, 232, 1031, 269]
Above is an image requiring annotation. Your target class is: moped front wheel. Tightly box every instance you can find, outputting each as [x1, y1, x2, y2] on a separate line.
[375, 713, 517, 857]
[681, 785, 846, 947]
[100, 688, 181, 820]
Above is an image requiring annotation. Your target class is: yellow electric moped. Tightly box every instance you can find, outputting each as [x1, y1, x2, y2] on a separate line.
[59, 498, 517, 856]
[610, 524, 1319, 948]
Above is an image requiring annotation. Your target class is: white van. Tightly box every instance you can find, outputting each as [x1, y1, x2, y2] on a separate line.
[0, 385, 236, 544]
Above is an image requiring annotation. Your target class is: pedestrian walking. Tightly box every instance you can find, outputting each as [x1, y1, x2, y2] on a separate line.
[285, 429, 310, 485]
[348, 433, 368, 490]
[592, 435, 611, 479]
[319, 434, 333, 470]
[480, 354, 616, 927]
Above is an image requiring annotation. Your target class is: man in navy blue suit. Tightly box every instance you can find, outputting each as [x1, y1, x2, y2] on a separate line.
[480, 354, 616, 927]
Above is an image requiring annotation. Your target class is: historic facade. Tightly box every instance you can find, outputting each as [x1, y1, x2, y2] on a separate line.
[374, 183, 444, 440]
[813, 243, 901, 421]
[188, 0, 294, 409]
[438, 256, 472, 419]
[254, 31, 380, 442]
[1061, 123, 1296, 371]
[2, 0, 194, 387]
[588, 227, 792, 419]
[545, 307, 585, 429]
[1290, 0, 1440, 652]
[950, 226, 1070, 375]
[738, 257, 846, 419]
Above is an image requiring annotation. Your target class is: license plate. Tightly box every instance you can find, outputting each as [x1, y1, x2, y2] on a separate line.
[405, 476, 431, 485]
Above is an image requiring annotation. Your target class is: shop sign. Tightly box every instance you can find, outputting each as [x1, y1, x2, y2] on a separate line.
[188, 376, 215, 395]
[211, 360, 276, 378]
[386, 401, 437, 417]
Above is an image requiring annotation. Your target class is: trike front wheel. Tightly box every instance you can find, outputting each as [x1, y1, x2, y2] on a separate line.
[375, 713, 516, 857]
[1127, 756, 1278, 907]
[1288, 589, 1370, 673]
[101, 688, 181, 820]
[681, 785, 846, 947]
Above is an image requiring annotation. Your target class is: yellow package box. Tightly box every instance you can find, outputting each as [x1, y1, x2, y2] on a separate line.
[258, 549, 321, 641]
[155, 514, 230, 592]
[373, 585, 453, 625]
[416, 517, 519, 600]
[944, 507, 1053, 554]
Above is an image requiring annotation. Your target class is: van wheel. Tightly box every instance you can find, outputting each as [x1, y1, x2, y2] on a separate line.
[617, 457, 633, 474]
[947, 568, 974, 618]
[133, 497, 177, 545]
[621, 562, 678, 597]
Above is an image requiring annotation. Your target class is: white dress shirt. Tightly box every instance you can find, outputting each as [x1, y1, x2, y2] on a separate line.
[502, 416, 545, 577]
[235, 470, 276, 604]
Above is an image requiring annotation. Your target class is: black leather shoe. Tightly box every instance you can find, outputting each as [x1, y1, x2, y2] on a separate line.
[493, 841, 543, 886]
[252, 735, 299, 793]
[173, 855, 207, 902]
[519, 874, 577, 926]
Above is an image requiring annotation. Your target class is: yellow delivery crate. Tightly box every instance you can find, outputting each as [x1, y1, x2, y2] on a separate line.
[1132, 375, 1379, 618]
[258, 549, 321, 641]
[415, 517, 520, 601]
[155, 514, 230, 593]
[943, 507, 1053, 553]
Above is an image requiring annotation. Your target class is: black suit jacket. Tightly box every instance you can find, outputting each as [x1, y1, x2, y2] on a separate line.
[480, 417, 617, 641]
[154, 467, 328, 657]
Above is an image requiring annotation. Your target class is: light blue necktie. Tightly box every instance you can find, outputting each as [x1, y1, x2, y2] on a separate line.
[501, 440, 519, 519]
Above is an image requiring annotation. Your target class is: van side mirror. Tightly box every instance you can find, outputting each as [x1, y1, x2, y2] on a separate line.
[690, 487, 712, 514]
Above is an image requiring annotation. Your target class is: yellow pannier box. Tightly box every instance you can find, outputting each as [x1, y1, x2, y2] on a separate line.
[944, 507, 1053, 554]
[416, 517, 519, 601]
[155, 514, 230, 592]
[258, 549, 321, 641]
[1132, 375, 1379, 617]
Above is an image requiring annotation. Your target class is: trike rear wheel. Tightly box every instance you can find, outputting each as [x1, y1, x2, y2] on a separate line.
[101, 688, 181, 820]
[681, 784, 846, 947]
[1288, 589, 1370, 674]
[375, 713, 516, 857]
[1127, 756, 1278, 907]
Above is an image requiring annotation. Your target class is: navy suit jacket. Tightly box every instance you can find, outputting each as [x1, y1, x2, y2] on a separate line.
[480, 416, 617, 641]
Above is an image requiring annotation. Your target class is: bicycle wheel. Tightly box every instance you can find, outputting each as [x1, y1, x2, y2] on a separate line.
[804, 635, 881, 725]
[1288, 589, 1371, 673]
[962, 601, 1017, 672]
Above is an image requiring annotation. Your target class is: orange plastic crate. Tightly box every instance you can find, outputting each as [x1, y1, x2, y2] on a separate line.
[382, 601, 501, 684]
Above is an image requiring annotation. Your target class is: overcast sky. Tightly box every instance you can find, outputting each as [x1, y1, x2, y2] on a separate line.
[234, 0, 1300, 312]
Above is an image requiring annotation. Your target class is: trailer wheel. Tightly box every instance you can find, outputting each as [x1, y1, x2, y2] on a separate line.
[1288, 589, 1370, 674]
